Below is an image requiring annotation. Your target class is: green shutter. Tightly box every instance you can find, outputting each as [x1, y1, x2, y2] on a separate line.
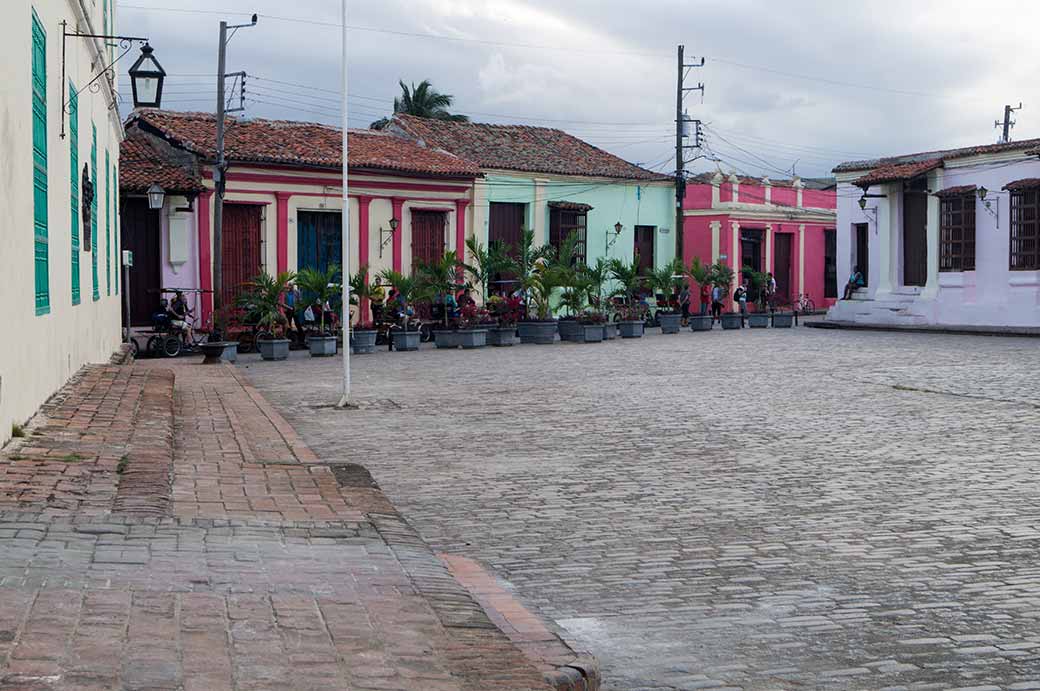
[105, 151, 110, 295]
[91, 124, 99, 301]
[69, 82, 80, 305]
[113, 167, 119, 294]
[31, 10, 49, 315]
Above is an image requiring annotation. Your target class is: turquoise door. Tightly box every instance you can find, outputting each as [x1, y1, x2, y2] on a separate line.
[297, 211, 342, 279]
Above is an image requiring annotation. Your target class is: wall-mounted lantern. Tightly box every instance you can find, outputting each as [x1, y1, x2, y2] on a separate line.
[147, 183, 166, 210]
[379, 217, 399, 257]
[128, 43, 167, 109]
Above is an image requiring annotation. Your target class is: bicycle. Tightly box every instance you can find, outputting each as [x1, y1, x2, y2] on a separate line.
[793, 293, 816, 314]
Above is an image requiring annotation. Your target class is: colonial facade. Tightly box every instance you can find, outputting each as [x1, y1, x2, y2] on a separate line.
[120, 110, 481, 327]
[829, 138, 1040, 328]
[682, 173, 837, 309]
[388, 114, 675, 276]
[0, 1, 124, 443]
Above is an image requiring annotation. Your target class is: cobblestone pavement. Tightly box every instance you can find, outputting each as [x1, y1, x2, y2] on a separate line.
[0, 361, 554, 690]
[243, 327, 1040, 690]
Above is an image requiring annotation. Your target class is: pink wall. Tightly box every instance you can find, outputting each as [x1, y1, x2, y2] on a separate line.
[772, 186, 797, 207]
[719, 181, 734, 203]
[740, 184, 767, 205]
[685, 183, 713, 209]
[803, 189, 836, 209]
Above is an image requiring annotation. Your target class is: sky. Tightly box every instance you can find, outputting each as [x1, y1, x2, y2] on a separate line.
[118, 0, 1040, 180]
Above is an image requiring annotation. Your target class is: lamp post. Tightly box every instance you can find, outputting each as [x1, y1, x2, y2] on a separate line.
[128, 44, 166, 108]
[338, 0, 352, 408]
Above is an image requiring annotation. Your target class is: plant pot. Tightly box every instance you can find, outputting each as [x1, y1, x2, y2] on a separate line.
[434, 330, 460, 349]
[748, 313, 770, 328]
[579, 324, 604, 343]
[487, 326, 516, 347]
[602, 322, 617, 340]
[557, 319, 581, 342]
[258, 338, 290, 361]
[772, 312, 794, 328]
[307, 335, 338, 357]
[689, 315, 713, 332]
[658, 313, 682, 334]
[617, 320, 644, 338]
[458, 329, 487, 349]
[720, 313, 742, 330]
[517, 320, 557, 345]
[392, 330, 420, 351]
[199, 341, 238, 364]
[351, 330, 377, 354]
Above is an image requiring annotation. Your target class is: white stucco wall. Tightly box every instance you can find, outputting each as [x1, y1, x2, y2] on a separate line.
[835, 153, 1040, 327]
[0, 0, 124, 444]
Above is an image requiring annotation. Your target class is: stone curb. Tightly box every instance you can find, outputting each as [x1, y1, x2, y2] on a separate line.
[806, 319, 1040, 337]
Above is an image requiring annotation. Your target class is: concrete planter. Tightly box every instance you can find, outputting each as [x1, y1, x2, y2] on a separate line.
[258, 338, 290, 361]
[458, 329, 488, 349]
[658, 313, 682, 334]
[748, 313, 770, 329]
[617, 320, 644, 338]
[487, 326, 516, 347]
[689, 315, 713, 332]
[200, 341, 238, 364]
[517, 320, 557, 345]
[392, 330, 420, 351]
[720, 313, 743, 330]
[772, 312, 794, 328]
[434, 330, 460, 349]
[557, 319, 581, 342]
[579, 324, 604, 343]
[351, 330, 377, 354]
[307, 335, 338, 357]
[602, 322, 617, 340]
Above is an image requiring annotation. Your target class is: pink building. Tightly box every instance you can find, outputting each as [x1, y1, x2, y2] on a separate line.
[682, 172, 838, 310]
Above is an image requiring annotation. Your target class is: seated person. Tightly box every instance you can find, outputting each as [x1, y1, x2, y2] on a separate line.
[842, 266, 866, 300]
[168, 291, 193, 343]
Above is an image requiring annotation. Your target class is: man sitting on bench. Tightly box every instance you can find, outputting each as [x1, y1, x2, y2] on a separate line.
[842, 266, 865, 300]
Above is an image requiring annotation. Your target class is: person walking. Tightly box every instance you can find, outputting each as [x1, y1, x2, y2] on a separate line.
[699, 281, 712, 316]
[734, 282, 749, 326]
[710, 283, 723, 323]
[678, 284, 691, 325]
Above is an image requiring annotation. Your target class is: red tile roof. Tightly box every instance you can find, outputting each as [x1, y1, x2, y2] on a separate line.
[935, 184, 977, 197]
[852, 159, 943, 188]
[126, 110, 481, 178]
[835, 138, 1040, 174]
[390, 114, 671, 181]
[547, 200, 593, 212]
[1003, 178, 1040, 191]
[119, 128, 204, 194]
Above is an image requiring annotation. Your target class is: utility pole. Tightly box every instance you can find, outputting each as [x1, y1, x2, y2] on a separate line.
[675, 45, 704, 263]
[212, 14, 256, 339]
[995, 103, 1023, 144]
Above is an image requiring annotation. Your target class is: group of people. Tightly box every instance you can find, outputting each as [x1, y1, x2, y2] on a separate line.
[282, 283, 338, 343]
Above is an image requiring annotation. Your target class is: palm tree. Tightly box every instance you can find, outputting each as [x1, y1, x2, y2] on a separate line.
[297, 263, 341, 334]
[462, 237, 507, 303]
[414, 251, 462, 326]
[370, 79, 470, 129]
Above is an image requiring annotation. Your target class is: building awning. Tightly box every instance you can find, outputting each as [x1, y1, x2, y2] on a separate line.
[935, 184, 976, 197]
[548, 201, 593, 212]
[1003, 178, 1040, 191]
[853, 158, 943, 188]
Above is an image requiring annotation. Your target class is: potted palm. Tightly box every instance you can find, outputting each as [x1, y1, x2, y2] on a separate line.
[576, 309, 605, 343]
[457, 303, 490, 348]
[687, 257, 714, 332]
[608, 258, 646, 338]
[378, 269, 421, 351]
[584, 258, 615, 339]
[511, 229, 558, 345]
[648, 259, 685, 334]
[486, 294, 521, 346]
[416, 251, 464, 349]
[348, 265, 379, 353]
[744, 268, 770, 328]
[237, 270, 296, 360]
[711, 264, 741, 330]
[297, 263, 340, 356]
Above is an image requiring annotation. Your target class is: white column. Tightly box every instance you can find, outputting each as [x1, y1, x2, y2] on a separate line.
[472, 179, 489, 244]
[765, 223, 774, 272]
[710, 220, 721, 263]
[731, 220, 740, 311]
[533, 178, 548, 246]
[711, 172, 723, 207]
[876, 184, 896, 295]
[798, 224, 806, 295]
[763, 177, 772, 205]
[922, 169, 943, 299]
[794, 176, 804, 208]
[729, 173, 740, 204]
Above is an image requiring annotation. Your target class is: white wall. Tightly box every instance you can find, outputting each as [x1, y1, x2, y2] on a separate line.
[0, 0, 124, 444]
[835, 154, 1040, 327]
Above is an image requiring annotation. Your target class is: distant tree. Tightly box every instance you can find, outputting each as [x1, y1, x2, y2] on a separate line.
[370, 79, 469, 129]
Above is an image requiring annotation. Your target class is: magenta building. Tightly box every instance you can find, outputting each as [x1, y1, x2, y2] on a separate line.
[682, 172, 837, 310]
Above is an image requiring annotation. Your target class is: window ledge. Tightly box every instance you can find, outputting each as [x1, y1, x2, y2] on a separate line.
[938, 271, 975, 288]
[1009, 270, 1040, 287]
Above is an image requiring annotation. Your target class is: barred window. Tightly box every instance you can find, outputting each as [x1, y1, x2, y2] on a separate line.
[1010, 188, 1040, 270]
[549, 209, 587, 266]
[939, 193, 975, 271]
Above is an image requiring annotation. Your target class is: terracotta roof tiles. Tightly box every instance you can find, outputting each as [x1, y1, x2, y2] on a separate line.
[390, 114, 671, 181]
[852, 159, 943, 188]
[119, 129, 204, 194]
[836, 138, 1040, 174]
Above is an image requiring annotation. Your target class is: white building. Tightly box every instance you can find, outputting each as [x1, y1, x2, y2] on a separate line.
[0, 1, 125, 443]
[829, 138, 1040, 328]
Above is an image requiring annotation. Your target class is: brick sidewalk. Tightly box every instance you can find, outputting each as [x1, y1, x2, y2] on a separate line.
[0, 359, 586, 691]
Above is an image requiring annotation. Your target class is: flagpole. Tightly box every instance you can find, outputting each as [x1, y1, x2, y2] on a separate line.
[338, 0, 351, 407]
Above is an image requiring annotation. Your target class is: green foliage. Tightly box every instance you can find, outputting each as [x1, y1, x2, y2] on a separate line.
[370, 79, 469, 129]
[462, 237, 507, 302]
[297, 263, 341, 332]
[709, 263, 735, 295]
[687, 256, 711, 286]
[236, 270, 296, 336]
[607, 258, 644, 303]
[742, 265, 770, 309]
[414, 251, 462, 326]
[584, 257, 611, 311]
[348, 264, 381, 323]
[379, 268, 419, 329]
[505, 228, 555, 318]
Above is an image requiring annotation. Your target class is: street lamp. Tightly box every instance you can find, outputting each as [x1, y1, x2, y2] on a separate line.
[147, 183, 166, 210]
[128, 43, 167, 108]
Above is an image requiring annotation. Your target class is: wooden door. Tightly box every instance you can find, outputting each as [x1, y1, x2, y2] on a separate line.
[854, 224, 869, 287]
[773, 233, 792, 301]
[634, 226, 655, 274]
[222, 203, 263, 308]
[297, 211, 342, 280]
[824, 229, 837, 298]
[489, 202, 525, 289]
[120, 198, 161, 326]
[410, 210, 446, 272]
[903, 181, 928, 286]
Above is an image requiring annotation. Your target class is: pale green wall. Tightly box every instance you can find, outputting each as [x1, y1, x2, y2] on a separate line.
[480, 174, 675, 269]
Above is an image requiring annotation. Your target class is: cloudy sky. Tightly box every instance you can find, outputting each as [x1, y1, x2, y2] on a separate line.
[119, 0, 1040, 179]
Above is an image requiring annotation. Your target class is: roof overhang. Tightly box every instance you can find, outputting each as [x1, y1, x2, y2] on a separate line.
[853, 158, 943, 189]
